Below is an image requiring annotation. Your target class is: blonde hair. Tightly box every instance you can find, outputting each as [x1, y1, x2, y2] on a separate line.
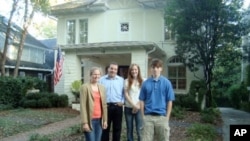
[89, 67, 102, 76]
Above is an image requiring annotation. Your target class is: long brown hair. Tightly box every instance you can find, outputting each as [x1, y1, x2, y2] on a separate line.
[127, 64, 143, 90]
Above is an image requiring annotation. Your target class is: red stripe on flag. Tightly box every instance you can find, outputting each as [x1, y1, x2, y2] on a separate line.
[54, 48, 64, 85]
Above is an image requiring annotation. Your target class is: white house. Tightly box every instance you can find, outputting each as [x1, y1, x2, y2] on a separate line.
[51, 0, 203, 103]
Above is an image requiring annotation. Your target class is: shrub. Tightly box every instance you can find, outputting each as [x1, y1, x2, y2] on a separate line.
[71, 80, 82, 102]
[171, 105, 185, 119]
[20, 93, 68, 108]
[186, 123, 217, 141]
[0, 76, 23, 108]
[37, 98, 52, 108]
[57, 95, 69, 107]
[23, 100, 37, 108]
[29, 133, 51, 141]
[200, 108, 220, 124]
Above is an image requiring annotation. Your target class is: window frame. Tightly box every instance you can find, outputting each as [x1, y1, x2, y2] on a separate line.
[168, 56, 186, 90]
[66, 20, 76, 44]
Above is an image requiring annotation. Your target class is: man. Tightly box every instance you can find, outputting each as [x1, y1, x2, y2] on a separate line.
[139, 58, 175, 141]
[100, 62, 124, 141]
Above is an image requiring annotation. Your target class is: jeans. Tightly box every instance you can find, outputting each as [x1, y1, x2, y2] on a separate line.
[125, 107, 142, 141]
[84, 118, 102, 141]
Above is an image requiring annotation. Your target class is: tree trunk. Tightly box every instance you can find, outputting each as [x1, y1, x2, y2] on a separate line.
[13, 29, 27, 77]
[13, 0, 34, 77]
[204, 65, 213, 108]
[0, 0, 18, 76]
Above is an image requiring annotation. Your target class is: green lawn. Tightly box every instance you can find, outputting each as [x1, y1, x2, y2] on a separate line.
[0, 108, 78, 139]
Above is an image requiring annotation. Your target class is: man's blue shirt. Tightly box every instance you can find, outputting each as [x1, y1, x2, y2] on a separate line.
[139, 75, 175, 116]
[99, 75, 124, 103]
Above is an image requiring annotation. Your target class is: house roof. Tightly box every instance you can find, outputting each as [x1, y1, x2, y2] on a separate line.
[51, 0, 109, 15]
[59, 41, 166, 58]
[40, 38, 57, 69]
[51, 0, 166, 16]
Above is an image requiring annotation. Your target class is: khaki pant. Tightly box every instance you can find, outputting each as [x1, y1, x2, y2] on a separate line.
[141, 115, 170, 141]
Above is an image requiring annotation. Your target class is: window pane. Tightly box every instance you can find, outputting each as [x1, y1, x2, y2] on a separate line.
[21, 47, 30, 61]
[79, 19, 88, 43]
[67, 20, 75, 44]
[178, 66, 186, 77]
[168, 67, 177, 77]
[169, 79, 176, 89]
[178, 79, 186, 89]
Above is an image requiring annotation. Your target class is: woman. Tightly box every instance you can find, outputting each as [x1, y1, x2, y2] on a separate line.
[80, 67, 108, 141]
[124, 64, 144, 141]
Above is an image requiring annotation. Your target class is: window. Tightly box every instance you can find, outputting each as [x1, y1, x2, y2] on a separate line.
[164, 26, 175, 41]
[168, 56, 186, 90]
[79, 19, 88, 44]
[19, 71, 25, 77]
[120, 22, 129, 32]
[38, 73, 43, 80]
[66, 20, 76, 44]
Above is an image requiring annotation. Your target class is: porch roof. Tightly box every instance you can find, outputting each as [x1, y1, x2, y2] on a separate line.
[59, 41, 166, 58]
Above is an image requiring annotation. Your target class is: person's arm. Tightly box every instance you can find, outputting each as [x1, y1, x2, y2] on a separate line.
[140, 100, 145, 118]
[80, 85, 91, 131]
[166, 101, 173, 121]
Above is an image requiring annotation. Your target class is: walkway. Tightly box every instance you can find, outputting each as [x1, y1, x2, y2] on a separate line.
[219, 107, 250, 141]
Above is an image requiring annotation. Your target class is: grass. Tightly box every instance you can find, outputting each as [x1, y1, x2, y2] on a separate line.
[0, 108, 78, 139]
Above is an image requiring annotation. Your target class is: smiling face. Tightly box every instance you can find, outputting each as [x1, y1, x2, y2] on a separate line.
[107, 64, 118, 78]
[130, 65, 139, 78]
[90, 68, 101, 83]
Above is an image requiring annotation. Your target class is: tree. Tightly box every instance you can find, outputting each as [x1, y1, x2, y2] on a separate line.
[165, 0, 244, 108]
[13, 0, 50, 77]
[0, 0, 19, 76]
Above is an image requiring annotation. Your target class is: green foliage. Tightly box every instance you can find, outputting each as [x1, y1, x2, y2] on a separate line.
[246, 65, 250, 86]
[57, 95, 69, 107]
[71, 80, 82, 102]
[186, 123, 217, 141]
[0, 108, 77, 138]
[29, 134, 51, 141]
[212, 45, 242, 103]
[0, 76, 23, 108]
[20, 93, 68, 108]
[22, 100, 37, 108]
[200, 108, 220, 124]
[165, 0, 244, 108]
[37, 98, 52, 108]
[174, 94, 200, 111]
[228, 83, 248, 108]
[240, 101, 250, 112]
[171, 105, 185, 119]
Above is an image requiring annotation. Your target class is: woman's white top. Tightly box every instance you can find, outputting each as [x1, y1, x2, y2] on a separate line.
[124, 79, 141, 108]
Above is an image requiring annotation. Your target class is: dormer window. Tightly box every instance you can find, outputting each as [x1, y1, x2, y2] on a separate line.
[120, 22, 129, 32]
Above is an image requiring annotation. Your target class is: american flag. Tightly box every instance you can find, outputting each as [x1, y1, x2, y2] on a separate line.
[54, 48, 64, 85]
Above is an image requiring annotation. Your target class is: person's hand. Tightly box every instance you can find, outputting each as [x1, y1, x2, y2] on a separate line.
[116, 102, 124, 107]
[102, 121, 108, 129]
[132, 108, 138, 113]
[83, 123, 91, 132]
[132, 103, 140, 113]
